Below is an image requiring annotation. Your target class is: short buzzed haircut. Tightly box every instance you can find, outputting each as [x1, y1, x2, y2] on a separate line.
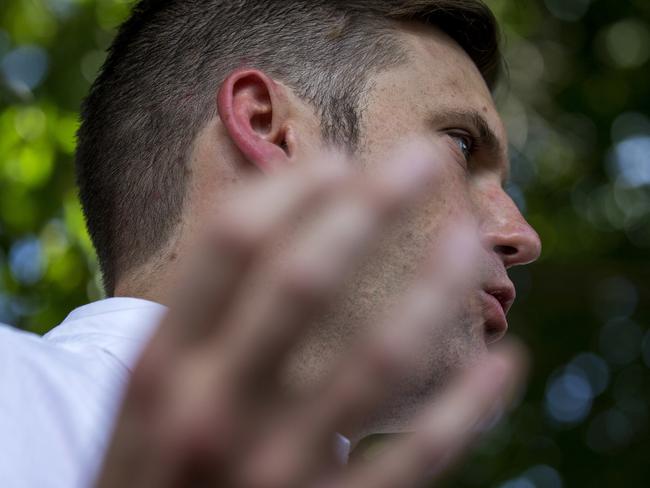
[76, 0, 502, 295]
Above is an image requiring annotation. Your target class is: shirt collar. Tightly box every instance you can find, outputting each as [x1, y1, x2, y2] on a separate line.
[44, 297, 167, 372]
[46, 297, 353, 462]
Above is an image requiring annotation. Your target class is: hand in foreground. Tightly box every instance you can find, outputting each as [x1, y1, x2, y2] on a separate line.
[96, 142, 527, 488]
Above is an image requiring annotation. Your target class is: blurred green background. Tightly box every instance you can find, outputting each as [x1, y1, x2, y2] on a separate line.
[0, 0, 648, 486]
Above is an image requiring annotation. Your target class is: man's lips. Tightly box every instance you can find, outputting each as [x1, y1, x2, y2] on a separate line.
[480, 285, 516, 344]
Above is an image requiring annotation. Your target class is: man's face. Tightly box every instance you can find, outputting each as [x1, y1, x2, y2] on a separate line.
[287, 24, 541, 433]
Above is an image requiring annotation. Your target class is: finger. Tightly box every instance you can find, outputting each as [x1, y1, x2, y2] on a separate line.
[162, 155, 349, 344]
[101, 159, 348, 488]
[219, 139, 447, 392]
[131, 158, 350, 389]
[306, 221, 482, 433]
[149, 140, 446, 488]
[340, 341, 528, 488]
[236, 221, 482, 488]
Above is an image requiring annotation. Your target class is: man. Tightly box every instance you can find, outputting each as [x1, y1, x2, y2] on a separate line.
[0, 0, 541, 486]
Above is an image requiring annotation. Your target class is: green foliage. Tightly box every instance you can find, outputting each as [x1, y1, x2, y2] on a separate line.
[1, 0, 648, 486]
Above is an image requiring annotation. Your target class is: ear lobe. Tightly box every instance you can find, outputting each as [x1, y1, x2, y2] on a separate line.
[217, 69, 290, 174]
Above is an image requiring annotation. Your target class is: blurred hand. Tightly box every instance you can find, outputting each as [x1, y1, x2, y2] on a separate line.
[95, 141, 527, 488]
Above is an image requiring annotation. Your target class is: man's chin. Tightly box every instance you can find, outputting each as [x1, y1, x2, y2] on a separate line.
[354, 337, 485, 439]
[351, 388, 435, 442]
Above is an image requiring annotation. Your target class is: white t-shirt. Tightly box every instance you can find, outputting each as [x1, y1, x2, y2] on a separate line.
[0, 297, 351, 488]
[0, 298, 165, 488]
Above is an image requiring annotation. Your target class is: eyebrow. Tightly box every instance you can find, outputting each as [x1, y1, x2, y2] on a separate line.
[426, 109, 510, 182]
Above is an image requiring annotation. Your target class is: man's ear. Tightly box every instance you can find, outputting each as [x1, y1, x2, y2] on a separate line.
[217, 69, 292, 174]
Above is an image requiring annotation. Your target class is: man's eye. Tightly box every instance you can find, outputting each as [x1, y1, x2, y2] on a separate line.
[448, 133, 474, 161]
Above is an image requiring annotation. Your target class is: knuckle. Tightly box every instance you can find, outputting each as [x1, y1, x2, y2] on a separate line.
[363, 341, 408, 380]
[365, 179, 409, 215]
[209, 213, 259, 256]
[166, 402, 234, 464]
[281, 261, 333, 305]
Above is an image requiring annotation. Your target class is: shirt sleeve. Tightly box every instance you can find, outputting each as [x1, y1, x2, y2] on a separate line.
[0, 324, 124, 488]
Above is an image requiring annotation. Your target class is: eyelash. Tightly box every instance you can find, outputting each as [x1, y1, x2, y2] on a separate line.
[446, 131, 477, 162]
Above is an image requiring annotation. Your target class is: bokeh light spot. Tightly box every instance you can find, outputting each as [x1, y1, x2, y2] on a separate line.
[599, 318, 643, 366]
[8, 237, 45, 285]
[611, 182, 650, 229]
[524, 465, 563, 488]
[604, 19, 650, 69]
[611, 111, 650, 142]
[545, 368, 593, 425]
[544, 0, 592, 22]
[569, 353, 610, 396]
[4, 142, 55, 188]
[14, 106, 46, 141]
[609, 136, 650, 188]
[54, 113, 79, 154]
[593, 276, 638, 321]
[1, 45, 49, 94]
[499, 478, 536, 488]
[586, 408, 636, 452]
[47, 0, 81, 19]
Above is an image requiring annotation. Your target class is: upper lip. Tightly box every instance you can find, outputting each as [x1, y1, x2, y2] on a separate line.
[481, 282, 516, 344]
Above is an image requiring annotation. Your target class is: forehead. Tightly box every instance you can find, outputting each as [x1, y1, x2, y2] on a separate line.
[363, 22, 508, 151]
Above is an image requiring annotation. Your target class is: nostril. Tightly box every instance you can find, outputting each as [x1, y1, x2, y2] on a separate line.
[494, 245, 517, 256]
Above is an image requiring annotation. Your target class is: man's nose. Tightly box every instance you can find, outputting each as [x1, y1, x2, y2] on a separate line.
[480, 192, 542, 269]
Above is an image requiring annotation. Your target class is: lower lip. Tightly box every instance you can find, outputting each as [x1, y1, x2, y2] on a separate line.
[480, 291, 508, 343]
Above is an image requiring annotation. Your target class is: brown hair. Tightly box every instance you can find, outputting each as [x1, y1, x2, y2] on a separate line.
[76, 0, 502, 294]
